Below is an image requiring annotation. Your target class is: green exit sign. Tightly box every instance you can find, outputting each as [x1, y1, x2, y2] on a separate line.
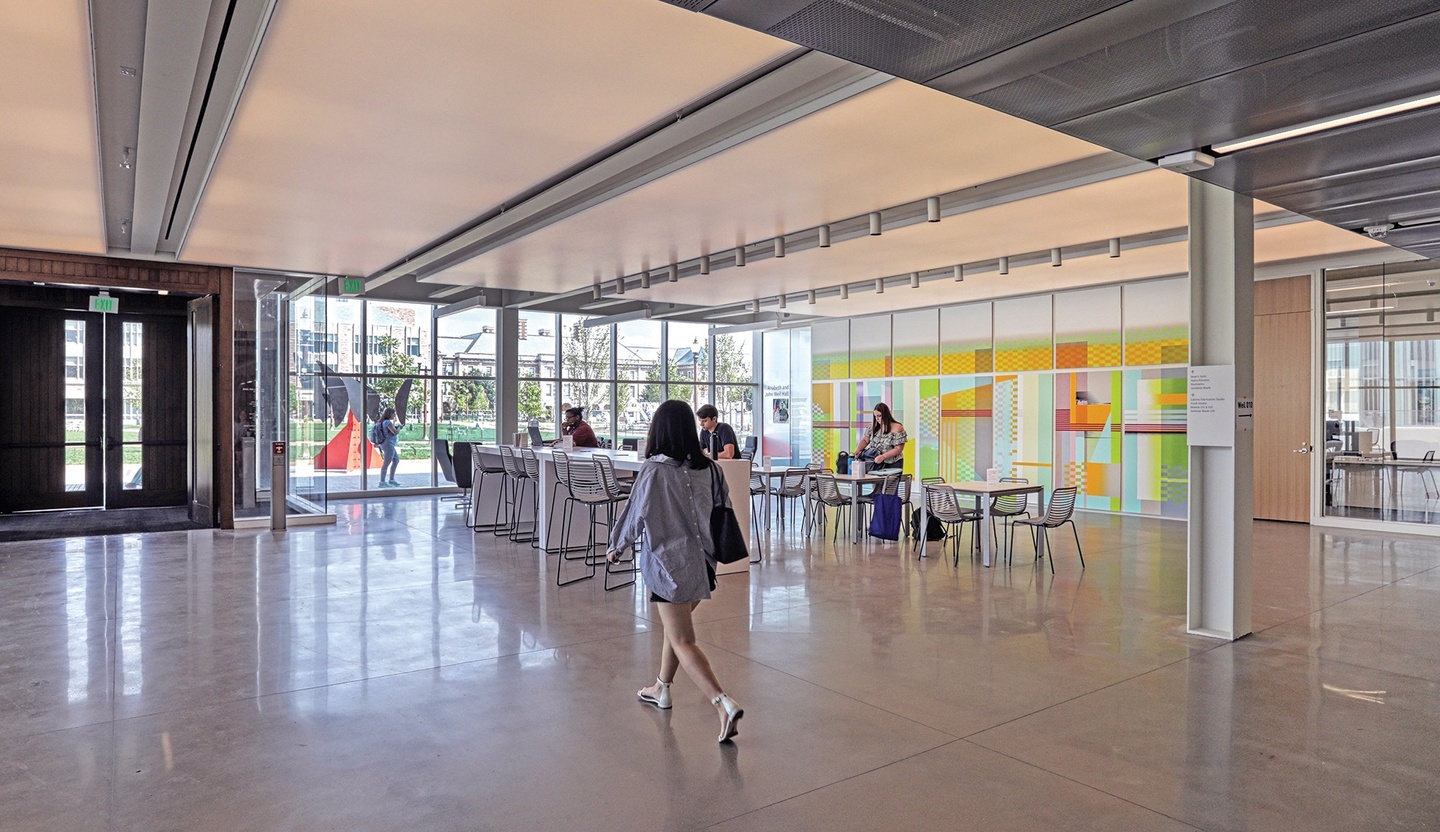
[341, 277, 365, 296]
[89, 294, 118, 314]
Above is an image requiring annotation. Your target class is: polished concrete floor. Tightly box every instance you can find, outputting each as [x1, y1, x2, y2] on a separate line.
[2, 499, 1438, 830]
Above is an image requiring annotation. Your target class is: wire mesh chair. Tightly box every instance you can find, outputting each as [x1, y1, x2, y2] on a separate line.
[990, 477, 1031, 558]
[922, 484, 981, 565]
[811, 473, 851, 542]
[802, 467, 834, 538]
[511, 448, 541, 546]
[468, 445, 508, 531]
[497, 445, 524, 538]
[1011, 486, 1083, 574]
[769, 468, 808, 529]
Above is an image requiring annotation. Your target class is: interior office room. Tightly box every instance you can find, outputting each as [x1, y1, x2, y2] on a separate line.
[3, 1, 1440, 829]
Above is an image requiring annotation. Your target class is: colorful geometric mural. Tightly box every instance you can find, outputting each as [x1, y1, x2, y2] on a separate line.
[810, 381, 850, 467]
[1054, 371, 1124, 510]
[993, 373, 1054, 491]
[994, 295, 1053, 372]
[940, 303, 993, 374]
[1123, 368, 1189, 517]
[1055, 286, 1122, 369]
[892, 309, 939, 376]
[849, 316, 892, 377]
[938, 376, 993, 482]
[1124, 278, 1189, 366]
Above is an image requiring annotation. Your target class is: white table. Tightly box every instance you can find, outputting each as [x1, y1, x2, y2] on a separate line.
[917, 480, 1046, 568]
[471, 446, 751, 574]
[752, 465, 804, 528]
[831, 472, 892, 542]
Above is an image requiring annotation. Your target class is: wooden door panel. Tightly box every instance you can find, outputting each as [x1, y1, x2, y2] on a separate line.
[1253, 275, 1312, 522]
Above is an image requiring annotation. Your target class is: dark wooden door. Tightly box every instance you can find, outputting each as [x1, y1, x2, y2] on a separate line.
[0, 308, 104, 512]
[105, 313, 188, 509]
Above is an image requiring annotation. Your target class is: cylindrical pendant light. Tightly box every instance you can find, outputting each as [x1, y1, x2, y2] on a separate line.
[869, 212, 882, 236]
[1051, 248, 1062, 267]
[808, 290, 817, 305]
[1109, 238, 1121, 258]
[615, 278, 625, 295]
[910, 272, 920, 289]
[839, 284, 849, 300]
[875, 278, 884, 294]
[592, 284, 602, 300]
[953, 264, 964, 282]
[998, 256, 1009, 275]
[735, 245, 746, 267]
[926, 196, 940, 222]
[699, 255, 710, 275]
[777, 294, 787, 309]
[818, 225, 831, 248]
[640, 270, 651, 289]
[774, 238, 785, 258]
[667, 264, 678, 282]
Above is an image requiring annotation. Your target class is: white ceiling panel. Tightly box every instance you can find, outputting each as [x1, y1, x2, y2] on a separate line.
[180, 0, 792, 274]
[430, 79, 1102, 293]
[0, 0, 104, 254]
[621, 168, 1190, 308]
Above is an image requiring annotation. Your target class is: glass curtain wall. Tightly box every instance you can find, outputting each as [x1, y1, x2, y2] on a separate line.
[1324, 260, 1440, 525]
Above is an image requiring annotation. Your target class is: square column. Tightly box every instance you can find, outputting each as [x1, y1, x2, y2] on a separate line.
[1187, 179, 1254, 641]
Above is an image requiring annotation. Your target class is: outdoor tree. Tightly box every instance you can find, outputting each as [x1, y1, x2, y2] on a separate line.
[640, 362, 666, 403]
[561, 319, 610, 413]
[517, 380, 546, 423]
[373, 334, 429, 437]
[449, 369, 491, 416]
[712, 334, 754, 423]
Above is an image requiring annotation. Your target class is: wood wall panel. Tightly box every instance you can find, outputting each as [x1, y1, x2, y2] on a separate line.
[1255, 275, 1312, 315]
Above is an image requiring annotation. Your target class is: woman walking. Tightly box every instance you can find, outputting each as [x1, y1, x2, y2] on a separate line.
[376, 406, 401, 486]
[606, 400, 744, 743]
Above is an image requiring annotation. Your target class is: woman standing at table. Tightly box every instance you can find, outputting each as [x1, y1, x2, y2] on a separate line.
[606, 400, 745, 743]
[855, 402, 907, 473]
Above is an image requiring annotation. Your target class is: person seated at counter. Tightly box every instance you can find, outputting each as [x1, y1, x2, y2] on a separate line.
[562, 407, 599, 448]
[559, 403, 574, 435]
[697, 404, 738, 459]
[854, 402, 907, 473]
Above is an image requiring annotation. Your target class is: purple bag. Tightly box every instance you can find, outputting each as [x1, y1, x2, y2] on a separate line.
[868, 493, 902, 541]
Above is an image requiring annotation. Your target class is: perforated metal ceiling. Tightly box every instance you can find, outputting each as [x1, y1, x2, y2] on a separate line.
[673, 0, 1440, 260]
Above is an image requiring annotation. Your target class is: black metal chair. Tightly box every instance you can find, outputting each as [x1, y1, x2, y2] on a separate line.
[811, 473, 851, 542]
[740, 436, 758, 460]
[990, 477, 1032, 559]
[1011, 486, 1084, 574]
[434, 440, 460, 503]
[452, 441, 474, 511]
[919, 484, 981, 564]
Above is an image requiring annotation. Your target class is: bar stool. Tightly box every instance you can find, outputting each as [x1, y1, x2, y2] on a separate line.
[496, 446, 522, 537]
[517, 448, 542, 547]
[555, 459, 628, 587]
[468, 445, 507, 531]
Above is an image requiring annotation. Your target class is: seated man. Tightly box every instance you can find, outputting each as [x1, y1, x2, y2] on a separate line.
[697, 404, 738, 459]
[562, 407, 599, 448]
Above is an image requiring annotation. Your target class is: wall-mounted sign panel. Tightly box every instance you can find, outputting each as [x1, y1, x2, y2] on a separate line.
[1188, 365, 1234, 447]
[341, 277, 365, 296]
[88, 294, 118, 314]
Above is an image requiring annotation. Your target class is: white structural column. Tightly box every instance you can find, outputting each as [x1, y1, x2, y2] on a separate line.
[496, 307, 520, 445]
[1187, 179, 1254, 641]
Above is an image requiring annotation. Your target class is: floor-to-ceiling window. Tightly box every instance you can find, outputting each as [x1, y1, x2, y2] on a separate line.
[1324, 260, 1440, 526]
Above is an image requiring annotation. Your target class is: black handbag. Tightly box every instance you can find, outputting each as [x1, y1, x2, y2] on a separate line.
[708, 465, 749, 564]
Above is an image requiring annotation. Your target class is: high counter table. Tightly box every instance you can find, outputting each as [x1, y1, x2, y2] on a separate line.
[470, 446, 751, 575]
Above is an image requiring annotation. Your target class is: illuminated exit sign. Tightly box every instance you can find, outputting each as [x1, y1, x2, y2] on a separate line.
[341, 277, 365, 296]
[89, 294, 118, 314]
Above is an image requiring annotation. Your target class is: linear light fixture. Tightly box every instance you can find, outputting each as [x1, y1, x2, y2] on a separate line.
[818, 225, 831, 247]
[1212, 90, 1440, 154]
[926, 197, 940, 222]
[869, 212, 882, 236]
[1326, 306, 1394, 316]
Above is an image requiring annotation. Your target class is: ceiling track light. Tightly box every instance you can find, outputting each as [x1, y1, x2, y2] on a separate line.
[750, 300, 759, 313]
[1051, 248, 1062, 267]
[998, 256, 1009, 275]
[926, 197, 940, 223]
[875, 278, 885, 294]
[699, 255, 710, 275]
[667, 264, 678, 283]
[735, 245, 746, 267]
[910, 272, 920, 289]
[774, 237, 785, 258]
[818, 225, 831, 248]
[615, 278, 625, 295]
[592, 285, 602, 300]
[869, 212, 882, 236]
[640, 270, 652, 289]
[1109, 238, 1121, 258]
[953, 264, 964, 282]
[777, 294, 787, 309]
[840, 284, 849, 300]
[808, 290, 817, 305]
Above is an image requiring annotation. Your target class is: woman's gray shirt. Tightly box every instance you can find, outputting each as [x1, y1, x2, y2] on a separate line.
[610, 456, 731, 603]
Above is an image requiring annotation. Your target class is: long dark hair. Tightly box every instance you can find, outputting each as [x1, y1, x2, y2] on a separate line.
[647, 400, 711, 469]
[872, 402, 896, 434]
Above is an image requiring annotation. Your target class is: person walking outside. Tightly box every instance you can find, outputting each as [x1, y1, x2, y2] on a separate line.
[376, 406, 401, 486]
[606, 400, 745, 743]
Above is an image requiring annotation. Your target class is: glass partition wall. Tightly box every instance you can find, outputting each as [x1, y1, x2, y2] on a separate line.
[1324, 261, 1440, 525]
[233, 271, 760, 513]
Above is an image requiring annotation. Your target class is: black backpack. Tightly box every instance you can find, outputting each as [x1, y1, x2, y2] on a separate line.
[836, 451, 851, 474]
[909, 508, 945, 541]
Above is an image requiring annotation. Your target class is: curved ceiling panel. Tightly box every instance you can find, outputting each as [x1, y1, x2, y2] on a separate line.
[0, 0, 104, 254]
[181, 0, 792, 274]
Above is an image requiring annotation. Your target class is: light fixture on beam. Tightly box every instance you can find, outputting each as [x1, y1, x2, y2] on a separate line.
[640, 270, 652, 289]
[592, 285, 602, 300]
[774, 238, 785, 258]
[818, 225, 831, 248]
[700, 255, 710, 275]
[869, 212, 882, 236]
[926, 197, 940, 222]
[875, 278, 884, 294]
[750, 299, 759, 313]
[953, 264, 964, 282]
[840, 284, 849, 300]
[1051, 248, 1062, 267]
[998, 257, 1009, 275]
[735, 245, 746, 267]
[1109, 238, 1121, 258]
[808, 290, 817, 304]
[668, 264, 678, 283]
[777, 294, 787, 309]
[615, 278, 625, 295]
[910, 272, 920, 289]
[1212, 90, 1440, 154]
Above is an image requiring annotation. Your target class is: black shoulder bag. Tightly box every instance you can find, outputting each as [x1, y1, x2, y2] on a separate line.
[708, 464, 749, 564]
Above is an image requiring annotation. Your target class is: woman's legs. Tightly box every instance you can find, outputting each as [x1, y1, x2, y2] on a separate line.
[381, 443, 399, 482]
[653, 600, 724, 701]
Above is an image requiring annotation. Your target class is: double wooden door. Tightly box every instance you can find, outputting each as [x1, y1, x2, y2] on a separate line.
[0, 304, 187, 513]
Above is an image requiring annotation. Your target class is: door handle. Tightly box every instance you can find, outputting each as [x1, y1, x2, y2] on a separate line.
[1293, 445, 1312, 455]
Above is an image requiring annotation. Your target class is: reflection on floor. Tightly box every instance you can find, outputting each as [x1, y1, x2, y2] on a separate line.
[2, 497, 1438, 830]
